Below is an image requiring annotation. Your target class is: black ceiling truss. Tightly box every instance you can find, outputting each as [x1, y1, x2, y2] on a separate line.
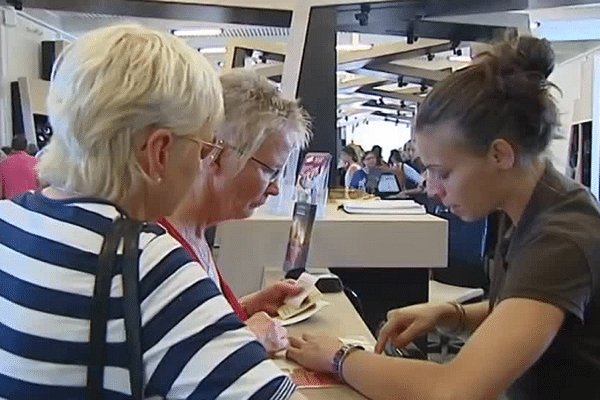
[356, 81, 427, 104]
[338, 8, 517, 44]
[358, 63, 452, 88]
[1, 0, 292, 27]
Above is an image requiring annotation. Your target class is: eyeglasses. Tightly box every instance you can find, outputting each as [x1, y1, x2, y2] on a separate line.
[249, 156, 281, 183]
[203, 139, 281, 183]
[196, 138, 226, 161]
[184, 137, 280, 183]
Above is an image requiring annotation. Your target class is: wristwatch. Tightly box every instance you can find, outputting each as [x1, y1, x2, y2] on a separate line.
[332, 343, 365, 382]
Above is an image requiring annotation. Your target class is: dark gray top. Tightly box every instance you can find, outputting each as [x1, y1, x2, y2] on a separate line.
[489, 162, 600, 400]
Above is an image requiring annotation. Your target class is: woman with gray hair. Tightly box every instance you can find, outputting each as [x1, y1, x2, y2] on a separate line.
[0, 25, 299, 399]
[159, 70, 312, 352]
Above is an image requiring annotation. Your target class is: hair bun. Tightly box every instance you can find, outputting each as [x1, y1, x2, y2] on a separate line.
[515, 36, 555, 79]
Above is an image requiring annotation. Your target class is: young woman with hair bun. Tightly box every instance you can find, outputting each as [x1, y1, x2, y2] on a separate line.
[285, 36, 600, 400]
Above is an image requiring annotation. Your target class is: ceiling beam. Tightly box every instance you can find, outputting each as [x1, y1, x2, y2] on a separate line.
[338, 3, 518, 42]
[338, 39, 454, 71]
[423, 0, 528, 17]
[357, 84, 426, 103]
[2, 0, 292, 26]
[360, 63, 452, 86]
[338, 76, 388, 93]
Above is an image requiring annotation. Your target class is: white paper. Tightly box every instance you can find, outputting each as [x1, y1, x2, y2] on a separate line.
[342, 200, 426, 214]
[275, 300, 329, 326]
[284, 272, 319, 309]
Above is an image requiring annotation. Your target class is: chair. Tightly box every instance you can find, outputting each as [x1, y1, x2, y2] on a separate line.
[426, 207, 496, 359]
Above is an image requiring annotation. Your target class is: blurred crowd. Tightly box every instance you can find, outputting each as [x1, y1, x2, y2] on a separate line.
[339, 139, 426, 198]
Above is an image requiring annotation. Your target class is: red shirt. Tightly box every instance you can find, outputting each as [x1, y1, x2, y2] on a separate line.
[157, 217, 249, 321]
[0, 151, 38, 199]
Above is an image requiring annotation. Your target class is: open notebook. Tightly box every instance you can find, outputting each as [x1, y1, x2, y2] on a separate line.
[342, 199, 426, 214]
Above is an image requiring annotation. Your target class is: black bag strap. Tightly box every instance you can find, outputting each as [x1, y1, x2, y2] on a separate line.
[87, 218, 126, 400]
[122, 219, 144, 400]
[87, 218, 144, 400]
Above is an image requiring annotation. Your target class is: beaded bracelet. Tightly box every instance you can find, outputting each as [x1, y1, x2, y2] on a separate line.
[332, 343, 365, 382]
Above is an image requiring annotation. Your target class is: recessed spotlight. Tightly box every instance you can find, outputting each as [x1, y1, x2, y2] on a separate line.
[199, 47, 227, 54]
[336, 43, 373, 51]
[172, 28, 223, 37]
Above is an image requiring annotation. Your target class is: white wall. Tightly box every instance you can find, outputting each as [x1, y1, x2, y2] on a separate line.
[547, 49, 598, 174]
[0, 8, 70, 146]
[345, 119, 411, 161]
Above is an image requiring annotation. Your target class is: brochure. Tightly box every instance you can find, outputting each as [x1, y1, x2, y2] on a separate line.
[295, 152, 332, 219]
[282, 202, 317, 272]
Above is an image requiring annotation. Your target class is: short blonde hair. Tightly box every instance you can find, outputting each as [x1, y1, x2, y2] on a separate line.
[217, 70, 311, 166]
[38, 24, 223, 203]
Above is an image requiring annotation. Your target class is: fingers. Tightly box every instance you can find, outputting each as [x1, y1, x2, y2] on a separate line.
[284, 282, 304, 295]
[288, 335, 305, 349]
[386, 308, 401, 320]
[391, 322, 426, 350]
[375, 327, 391, 354]
[375, 318, 399, 354]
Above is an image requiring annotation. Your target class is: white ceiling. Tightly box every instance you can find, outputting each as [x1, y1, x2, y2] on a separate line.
[23, 3, 600, 123]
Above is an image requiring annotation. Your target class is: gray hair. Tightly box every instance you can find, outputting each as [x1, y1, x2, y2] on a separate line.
[217, 70, 311, 166]
[38, 24, 223, 203]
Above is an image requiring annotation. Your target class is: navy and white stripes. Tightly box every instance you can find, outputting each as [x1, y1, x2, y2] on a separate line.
[0, 192, 294, 400]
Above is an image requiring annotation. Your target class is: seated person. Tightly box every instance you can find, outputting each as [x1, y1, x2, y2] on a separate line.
[402, 138, 425, 173]
[285, 37, 600, 400]
[340, 145, 362, 188]
[160, 70, 313, 352]
[349, 151, 378, 191]
[388, 149, 421, 191]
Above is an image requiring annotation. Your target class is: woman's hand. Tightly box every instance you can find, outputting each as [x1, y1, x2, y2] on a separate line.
[286, 333, 343, 374]
[241, 280, 303, 317]
[246, 311, 288, 354]
[375, 302, 455, 354]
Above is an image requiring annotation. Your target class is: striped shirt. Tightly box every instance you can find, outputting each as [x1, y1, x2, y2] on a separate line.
[0, 191, 295, 400]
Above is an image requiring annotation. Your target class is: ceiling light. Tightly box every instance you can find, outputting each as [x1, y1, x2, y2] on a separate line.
[172, 28, 223, 37]
[199, 47, 227, 54]
[448, 55, 472, 62]
[336, 43, 373, 51]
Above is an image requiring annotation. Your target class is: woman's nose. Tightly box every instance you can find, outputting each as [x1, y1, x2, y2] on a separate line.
[266, 180, 280, 196]
[426, 178, 445, 200]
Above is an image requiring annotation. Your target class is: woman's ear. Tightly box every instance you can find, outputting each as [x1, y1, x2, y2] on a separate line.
[489, 138, 515, 170]
[141, 128, 174, 182]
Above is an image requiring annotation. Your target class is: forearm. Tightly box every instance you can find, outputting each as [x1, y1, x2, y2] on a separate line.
[463, 301, 490, 332]
[342, 350, 451, 400]
[436, 301, 490, 336]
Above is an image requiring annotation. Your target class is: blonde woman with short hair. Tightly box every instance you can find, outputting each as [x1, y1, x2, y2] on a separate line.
[160, 70, 312, 353]
[0, 25, 300, 399]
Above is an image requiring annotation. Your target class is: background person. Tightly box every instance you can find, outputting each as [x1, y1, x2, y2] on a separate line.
[340, 145, 362, 188]
[159, 70, 312, 353]
[349, 150, 378, 191]
[0, 25, 300, 400]
[285, 36, 600, 400]
[0, 134, 38, 199]
[403, 138, 425, 173]
[388, 148, 421, 191]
